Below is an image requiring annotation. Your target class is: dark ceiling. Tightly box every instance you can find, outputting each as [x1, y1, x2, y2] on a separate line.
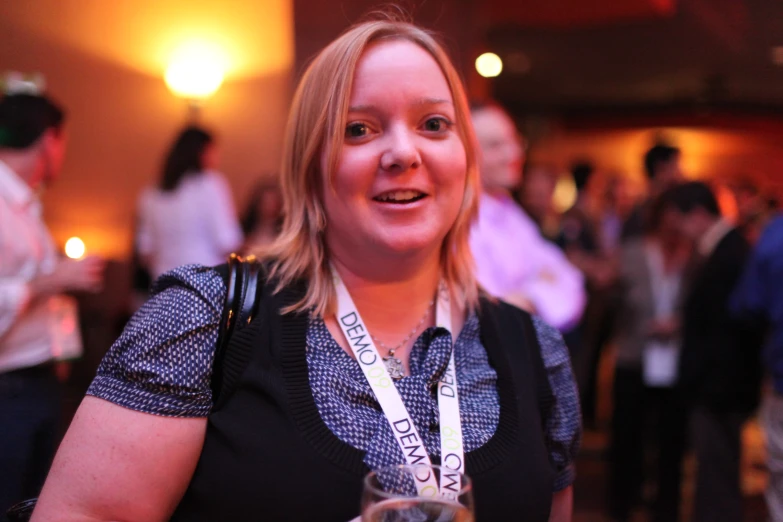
[487, 0, 783, 113]
[294, 0, 783, 114]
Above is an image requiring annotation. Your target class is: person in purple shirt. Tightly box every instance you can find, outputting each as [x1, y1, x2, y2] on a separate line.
[468, 101, 586, 333]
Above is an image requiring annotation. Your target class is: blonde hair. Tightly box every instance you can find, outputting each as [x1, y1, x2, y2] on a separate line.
[255, 16, 481, 316]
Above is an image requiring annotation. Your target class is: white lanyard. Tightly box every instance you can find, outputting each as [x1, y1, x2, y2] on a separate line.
[332, 269, 465, 499]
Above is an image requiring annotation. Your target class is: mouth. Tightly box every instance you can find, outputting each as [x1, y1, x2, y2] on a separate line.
[372, 189, 428, 205]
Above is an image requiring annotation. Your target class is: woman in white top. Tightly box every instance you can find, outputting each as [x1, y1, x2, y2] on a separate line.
[136, 126, 243, 279]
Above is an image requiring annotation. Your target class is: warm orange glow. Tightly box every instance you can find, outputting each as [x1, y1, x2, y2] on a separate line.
[165, 40, 226, 99]
[715, 184, 739, 223]
[0, 1, 294, 80]
[531, 127, 775, 183]
[52, 225, 128, 261]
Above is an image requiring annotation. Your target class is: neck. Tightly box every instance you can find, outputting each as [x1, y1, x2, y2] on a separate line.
[662, 238, 685, 264]
[0, 152, 37, 189]
[482, 184, 510, 199]
[326, 246, 464, 375]
[330, 249, 441, 328]
[660, 237, 678, 254]
[699, 217, 722, 239]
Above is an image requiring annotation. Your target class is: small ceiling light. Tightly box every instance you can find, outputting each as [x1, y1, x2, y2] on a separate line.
[475, 52, 503, 78]
[64, 237, 86, 260]
[165, 41, 226, 101]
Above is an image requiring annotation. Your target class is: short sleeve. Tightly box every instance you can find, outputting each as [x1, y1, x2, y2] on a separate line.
[86, 265, 226, 417]
[531, 315, 582, 492]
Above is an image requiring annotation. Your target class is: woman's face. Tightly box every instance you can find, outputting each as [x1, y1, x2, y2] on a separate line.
[472, 107, 525, 192]
[520, 166, 555, 220]
[259, 188, 282, 221]
[321, 40, 467, 264]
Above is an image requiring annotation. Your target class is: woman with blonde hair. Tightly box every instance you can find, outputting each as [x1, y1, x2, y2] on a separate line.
[32, 15, 579, 522]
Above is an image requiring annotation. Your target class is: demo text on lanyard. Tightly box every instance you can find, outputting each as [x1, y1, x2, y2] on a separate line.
[332, 268, 465, 499]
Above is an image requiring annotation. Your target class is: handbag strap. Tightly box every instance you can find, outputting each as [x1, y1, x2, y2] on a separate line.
[212, 253, 263, 400]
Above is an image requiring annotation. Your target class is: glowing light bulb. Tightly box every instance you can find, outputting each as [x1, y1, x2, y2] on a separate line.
[475, 52, 503, 78]
[65, 237, 86, 259]
[164, 41, 226, 100]
[552, 176, 577, 213]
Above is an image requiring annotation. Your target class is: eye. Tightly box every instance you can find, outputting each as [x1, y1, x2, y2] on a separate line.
[422, 117, 452, 133]
[345, 122, 369, 138]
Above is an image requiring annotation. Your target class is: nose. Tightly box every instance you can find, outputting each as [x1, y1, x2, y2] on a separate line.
[380, 124, 421, 173]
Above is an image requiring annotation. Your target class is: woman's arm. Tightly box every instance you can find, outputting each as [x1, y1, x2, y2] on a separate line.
[529, 317, 580, 521]
[32, 397, 206, 522]
[549, 486, 573, 522]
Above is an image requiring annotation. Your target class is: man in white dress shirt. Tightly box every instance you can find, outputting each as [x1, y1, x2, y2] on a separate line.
[469, 102, 585, 333]
[0, 92, 104, 511]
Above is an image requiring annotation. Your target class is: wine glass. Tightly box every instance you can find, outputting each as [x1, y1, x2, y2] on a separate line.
[361, 465, 474, 522]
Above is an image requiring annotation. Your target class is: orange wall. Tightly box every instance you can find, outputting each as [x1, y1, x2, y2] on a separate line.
[0, 1, 294, 259]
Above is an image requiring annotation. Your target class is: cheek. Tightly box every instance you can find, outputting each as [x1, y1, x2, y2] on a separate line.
[431, 142, 468, 198]
[321, 148, 375, 224]
[330, 147, 378, 195]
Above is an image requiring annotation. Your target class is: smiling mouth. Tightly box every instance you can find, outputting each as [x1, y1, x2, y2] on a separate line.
[373, 190, 428, 204]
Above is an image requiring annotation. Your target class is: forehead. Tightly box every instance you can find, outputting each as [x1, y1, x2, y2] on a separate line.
[349, 39, 453, 105]
[471, 107, 516, 141]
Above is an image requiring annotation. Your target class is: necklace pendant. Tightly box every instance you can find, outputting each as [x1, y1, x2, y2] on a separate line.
[383, 356, 405, 380]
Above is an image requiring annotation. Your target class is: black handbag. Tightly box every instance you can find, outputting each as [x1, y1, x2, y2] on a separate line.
[5, 254, 262, 521]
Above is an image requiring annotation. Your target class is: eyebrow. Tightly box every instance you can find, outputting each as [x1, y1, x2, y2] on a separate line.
[348, 97, 453, 113]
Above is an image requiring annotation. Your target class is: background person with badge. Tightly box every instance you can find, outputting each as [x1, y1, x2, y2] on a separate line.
[32, 14, 581, 522]
[609, 195, 690, 522]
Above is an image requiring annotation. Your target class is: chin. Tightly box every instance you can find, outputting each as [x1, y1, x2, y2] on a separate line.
[373, 229, 444, 257]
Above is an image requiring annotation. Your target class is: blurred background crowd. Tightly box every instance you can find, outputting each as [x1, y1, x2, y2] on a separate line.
[3, 0, 783, 520]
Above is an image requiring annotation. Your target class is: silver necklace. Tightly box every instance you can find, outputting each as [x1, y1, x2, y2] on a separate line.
[371, 299, 435, 380]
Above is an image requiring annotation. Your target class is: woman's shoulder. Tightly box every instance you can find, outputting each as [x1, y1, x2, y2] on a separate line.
[152, 263, 227, 306]
[478, 297, 569, 369]
[87, 265, 228, 417]
[137, 184, 161, 209]
[198, 169, 231, 188]
[478, 297, 580, 491]
[529, 315, 570, 369]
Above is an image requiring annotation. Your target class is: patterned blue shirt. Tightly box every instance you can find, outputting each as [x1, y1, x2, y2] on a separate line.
[87, 265, 581, 491]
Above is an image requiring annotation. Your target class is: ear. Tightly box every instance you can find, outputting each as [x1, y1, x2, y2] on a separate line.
[35, 127, 59, 153]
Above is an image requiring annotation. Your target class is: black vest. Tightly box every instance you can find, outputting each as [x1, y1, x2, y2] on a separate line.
[172, 279, 555, 521]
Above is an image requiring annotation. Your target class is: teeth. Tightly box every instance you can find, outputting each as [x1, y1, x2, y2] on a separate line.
[376, 190, 423, 202]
